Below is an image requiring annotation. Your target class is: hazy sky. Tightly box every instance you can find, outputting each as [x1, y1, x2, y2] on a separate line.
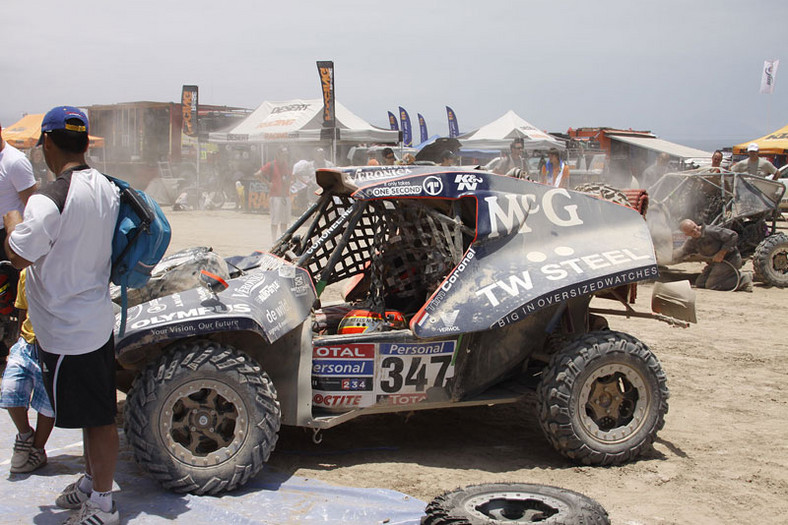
[2, 0, 786, 149]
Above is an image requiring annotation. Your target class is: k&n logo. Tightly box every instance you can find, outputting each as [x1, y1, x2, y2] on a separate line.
[455, 174, 483, 192]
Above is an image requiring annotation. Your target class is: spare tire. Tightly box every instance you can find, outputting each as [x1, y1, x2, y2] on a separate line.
[421, 483, 610, 525]
[573, 183, 631, 208]
[752, 233, 788, 287]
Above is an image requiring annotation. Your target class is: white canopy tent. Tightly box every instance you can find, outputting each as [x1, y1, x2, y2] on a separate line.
[208, 99, 399, 144]
[459, 110, 564, 151]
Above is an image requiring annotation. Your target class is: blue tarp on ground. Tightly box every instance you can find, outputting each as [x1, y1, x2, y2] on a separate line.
[0, 425, 425, 524]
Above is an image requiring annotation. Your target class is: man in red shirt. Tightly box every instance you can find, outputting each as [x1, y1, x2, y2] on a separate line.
[256, 147, 293, 241]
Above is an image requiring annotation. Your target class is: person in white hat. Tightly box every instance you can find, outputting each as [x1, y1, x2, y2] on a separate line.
[731, 143, 778, 179]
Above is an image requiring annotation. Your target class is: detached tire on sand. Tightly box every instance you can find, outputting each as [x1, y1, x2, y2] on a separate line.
[421, 483, 610, 525]
[537, 331, 668, 465]
[752, 233, 788, 287]
[124, 341, 281, 495]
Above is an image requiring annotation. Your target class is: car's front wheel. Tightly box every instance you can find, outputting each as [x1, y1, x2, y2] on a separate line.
[537, 331, 668, 465]
[124, 340, 281, 494]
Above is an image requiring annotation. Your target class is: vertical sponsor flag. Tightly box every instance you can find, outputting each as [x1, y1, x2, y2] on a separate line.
[446, 106, 459, 138]
[181, 85, 199, 137]
[417, 113, 428, 144]
[760, 59, 779, 94]
[387, 111, 399, 131]
[399, 106, 412, 146]
[316, 61, 336, 139]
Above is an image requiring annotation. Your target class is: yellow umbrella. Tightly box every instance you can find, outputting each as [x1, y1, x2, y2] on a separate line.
[2, 113, 105, 149]
[733, 124, 788, 155]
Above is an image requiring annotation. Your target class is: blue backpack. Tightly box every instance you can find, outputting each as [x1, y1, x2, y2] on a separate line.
[106, 175, 171, 336]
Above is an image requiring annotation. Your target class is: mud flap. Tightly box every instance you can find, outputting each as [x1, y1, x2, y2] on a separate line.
[651, 280, 696, 324]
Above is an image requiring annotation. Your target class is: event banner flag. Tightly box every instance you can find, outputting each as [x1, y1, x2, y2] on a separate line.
[181, 85, 199, 137]
[387, 111, 399, 131]
[760, 59, 779, 94]
[417, 113, 428, 144]
[399, 106, 413, 146]
[446, 106, 459, 138]
[316, 61, 336, 127]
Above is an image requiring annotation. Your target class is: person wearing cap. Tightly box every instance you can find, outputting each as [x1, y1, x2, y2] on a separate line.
[731, 143, 778, 179]
[256, 146, 293, 241]
[3, 106, 121, 524]
[485, 137, 529, 177]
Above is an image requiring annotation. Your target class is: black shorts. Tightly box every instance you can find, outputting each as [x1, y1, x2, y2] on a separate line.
[37, 334, 116, 429]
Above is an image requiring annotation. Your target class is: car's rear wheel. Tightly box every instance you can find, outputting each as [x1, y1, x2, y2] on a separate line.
[421, 483, 610, 525]
[752, 233, 788, 287]
[124, 340, 280, 494]
[537, 331, 668, 465]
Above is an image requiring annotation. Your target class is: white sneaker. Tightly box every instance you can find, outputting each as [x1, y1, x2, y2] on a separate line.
[10, 447, 47, 473]
[11, 432, 33, 470]
[64, 499, 119, 525]
[56, 476, 90, 509]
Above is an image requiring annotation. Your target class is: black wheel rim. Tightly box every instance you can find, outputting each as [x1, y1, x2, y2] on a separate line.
[160, 378, 249, 467]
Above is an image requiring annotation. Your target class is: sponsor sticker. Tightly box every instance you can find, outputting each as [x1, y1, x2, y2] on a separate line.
[377, 341, 456, 396]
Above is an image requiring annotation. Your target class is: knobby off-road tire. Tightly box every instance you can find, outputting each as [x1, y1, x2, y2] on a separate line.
[421, 483, 610, 525]
[573, 183, 631, 208]
[752, 233, 788, 287]
[124, 341, 281, 495]
[537, 331, 668, 466]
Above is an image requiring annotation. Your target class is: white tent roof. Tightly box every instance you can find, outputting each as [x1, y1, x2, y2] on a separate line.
[459, 110, 564, 150]
[208, 99, 399, 144]
[607, 134, 712, 160]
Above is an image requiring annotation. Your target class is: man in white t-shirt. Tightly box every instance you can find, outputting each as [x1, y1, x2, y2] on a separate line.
[3, 106, 121, 525]
[731, 143, 778, 179]
[0, 124, 37, 214]
[0, 123, 37, 257]
[0, 122, 38, 366]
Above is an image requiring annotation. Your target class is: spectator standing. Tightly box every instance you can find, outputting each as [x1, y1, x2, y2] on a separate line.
[640, 153, 670, 189]
[485, 137, 529, 176]
[0, 121, 38, 367]
[731, 143, 778, 179]
[3, 106, 121, 524]
[539, 148, 570, 188]
[256, 147, 293, 240]
[381, 147, 396, 165]
[709, 150, 724, 172]
[29, 147, 52, 185]
[0, 268, 54, 474]
[439, 150, 456, 166]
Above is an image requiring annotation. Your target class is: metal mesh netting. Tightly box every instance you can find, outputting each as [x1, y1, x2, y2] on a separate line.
[298, 196, 463, 314]
[301, 195, 378, 284]
[367, 201, 459, 313]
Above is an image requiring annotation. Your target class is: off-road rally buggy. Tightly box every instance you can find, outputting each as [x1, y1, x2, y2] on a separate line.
[646, 168, 788, 286]
[115, 166, 695, 497]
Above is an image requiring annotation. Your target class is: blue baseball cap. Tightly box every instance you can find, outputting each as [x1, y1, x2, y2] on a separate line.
[37, 106, 89, 145]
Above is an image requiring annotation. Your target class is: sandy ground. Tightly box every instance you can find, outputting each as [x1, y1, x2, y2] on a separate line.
[158, 208, 787, 525]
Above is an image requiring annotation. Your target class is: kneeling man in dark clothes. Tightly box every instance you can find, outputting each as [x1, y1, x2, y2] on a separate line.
[674, 219, 753, 292]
